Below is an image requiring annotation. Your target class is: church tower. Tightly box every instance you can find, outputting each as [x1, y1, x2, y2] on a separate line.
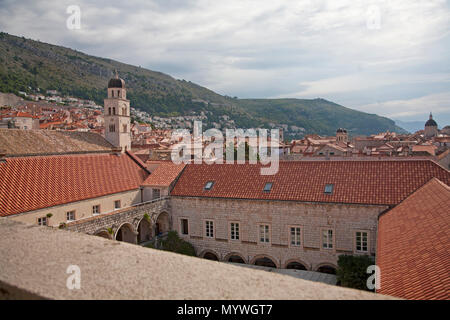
[424, 112, 438, 138]
[104, 71, 131, 152]
[336, 128, 348, 143]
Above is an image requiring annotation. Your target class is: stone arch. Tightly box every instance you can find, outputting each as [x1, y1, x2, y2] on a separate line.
[315, 262, 338, 275]
[250, 254, 279, 268]
[154, 211, 170, 236]
[94, 229, 111, 240]
[137, 216, 152, 243]
[284, 259, 309, 270]
[223, 252, 247, 264]
[115, 222, 137, 244]
[199, 249, 220, 261]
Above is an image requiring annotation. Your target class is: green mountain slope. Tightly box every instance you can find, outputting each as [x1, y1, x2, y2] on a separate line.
[0, 32, 406, 137]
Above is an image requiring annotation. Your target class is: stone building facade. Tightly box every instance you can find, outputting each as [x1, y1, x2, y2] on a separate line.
[171, 197, 387, 272]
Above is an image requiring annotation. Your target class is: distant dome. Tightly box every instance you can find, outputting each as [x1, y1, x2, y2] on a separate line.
[425, 113, 437, 127]
[336, 128, 347, 133]
[108, 77, 125, 88]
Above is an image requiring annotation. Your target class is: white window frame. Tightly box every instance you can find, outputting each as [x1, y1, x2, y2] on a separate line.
[230, 222, 240, 241]
[37, 216, 47, 226]
[205, 220, 214, 238]
[259, 224, 270, 243]
[355, 230, 369, 253]
[92, 204, 100, 215]
[290, 226, 301, 247]
[66, 210, 76, 222]
[321, 228, 334, 249]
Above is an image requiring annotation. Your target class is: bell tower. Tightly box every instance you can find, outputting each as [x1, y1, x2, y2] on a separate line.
[104, 71, 131, 152]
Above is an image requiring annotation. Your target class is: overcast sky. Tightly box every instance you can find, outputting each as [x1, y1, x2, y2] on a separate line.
[1, 0, 449, 124]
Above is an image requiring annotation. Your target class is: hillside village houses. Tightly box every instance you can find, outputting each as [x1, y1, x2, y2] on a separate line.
[0, 75, 449, 300]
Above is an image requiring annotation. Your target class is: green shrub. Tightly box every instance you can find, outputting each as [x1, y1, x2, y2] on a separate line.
[336, 254, 375, 291]
[146, 231, 196, 257]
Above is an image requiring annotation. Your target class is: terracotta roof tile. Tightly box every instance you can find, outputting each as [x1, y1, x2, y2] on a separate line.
[0, 153, 149, 217]
[142, 162, 186, 187]
[377, 178, 450, 300]
[171, 160, 450, 205]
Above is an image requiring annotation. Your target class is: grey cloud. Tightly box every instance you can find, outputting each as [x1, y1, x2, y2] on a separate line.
[0, 0, 449, 122]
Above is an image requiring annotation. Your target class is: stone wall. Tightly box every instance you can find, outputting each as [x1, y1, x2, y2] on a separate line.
[0, 217, 393, 299]
[66, 198, 170, 241]
[171, 197, 388, 271]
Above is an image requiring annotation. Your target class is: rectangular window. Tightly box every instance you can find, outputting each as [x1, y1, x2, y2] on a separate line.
[181, 219, 189, 235]
[324, 184, 334, 194]
[204, 181, 214, 190]
[66, 211, 75, 221]
[92, 205, 100, 215]
[37, 217, 47, 226]
[322, 229, 333, 249]
[114, 200, 121, 210]
[205, 220, 214, 238]
[152, 188, 161, 199]
[230, 222, 240, 240]
[290, 227, 301, 246]
[263, 182, 273, 192]
[356, 231, 368, 252]
[259, 224, 270, 243]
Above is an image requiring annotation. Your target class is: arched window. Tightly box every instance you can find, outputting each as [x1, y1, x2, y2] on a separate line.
[108, 107, 111, 115]
[113, 107, 116, 115]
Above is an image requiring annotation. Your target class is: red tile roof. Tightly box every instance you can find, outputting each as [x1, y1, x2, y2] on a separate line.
[377, 178, 450, 300]
[0, 153, 149, 217]
[142, 162, 186, 187]
[170, 161, 450, 205]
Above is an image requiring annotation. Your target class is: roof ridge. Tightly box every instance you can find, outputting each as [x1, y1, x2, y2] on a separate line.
[126, 150, 151, 174]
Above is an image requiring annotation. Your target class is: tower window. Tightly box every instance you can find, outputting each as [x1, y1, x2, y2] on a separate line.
[109, 124, 115, 132]
[122, 124, 127, 133]
[113, 107, 116, 115]
[108, 107, 111, 115]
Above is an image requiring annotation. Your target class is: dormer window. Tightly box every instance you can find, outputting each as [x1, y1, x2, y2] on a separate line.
[263, 182, 273, 192]
[204, 181, 214, 190]
[324, 184, 334, 194]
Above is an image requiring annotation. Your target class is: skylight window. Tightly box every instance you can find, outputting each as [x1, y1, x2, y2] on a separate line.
[324, 184, 334, 194]
[204, 181, 214, 190]
[263, 182, 273, 192]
